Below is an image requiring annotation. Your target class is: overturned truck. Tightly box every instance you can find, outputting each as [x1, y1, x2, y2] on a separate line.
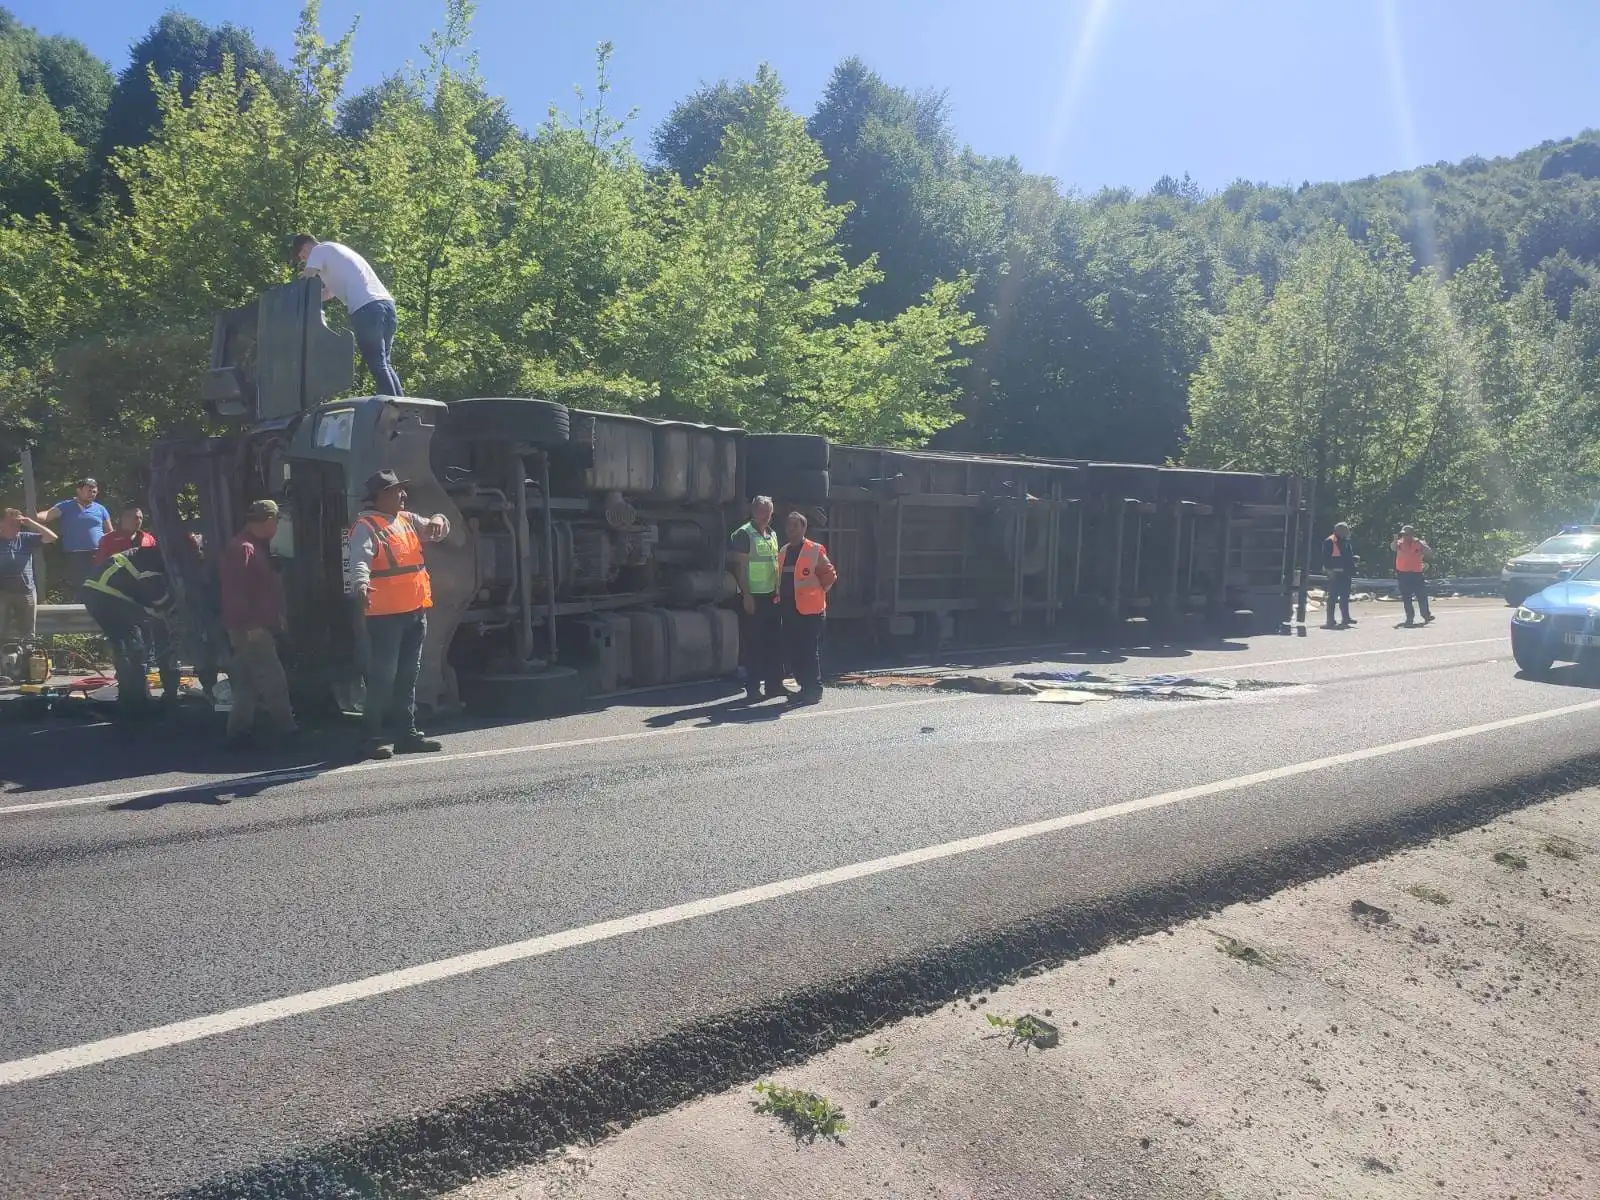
[148, 281, 1307, 719]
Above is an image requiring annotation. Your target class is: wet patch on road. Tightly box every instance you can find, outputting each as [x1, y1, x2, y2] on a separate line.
[838, 668, 1301, 701]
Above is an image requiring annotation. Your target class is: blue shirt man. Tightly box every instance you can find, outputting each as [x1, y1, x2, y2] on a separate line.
[38, 478, 112, 591]
[1, 507, 57, 657]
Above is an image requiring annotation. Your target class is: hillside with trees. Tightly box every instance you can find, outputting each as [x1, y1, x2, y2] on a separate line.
[5, 1, 1600, 572]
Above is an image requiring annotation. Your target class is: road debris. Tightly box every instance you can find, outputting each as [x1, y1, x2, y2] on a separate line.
[1349, 899, 1392, 924]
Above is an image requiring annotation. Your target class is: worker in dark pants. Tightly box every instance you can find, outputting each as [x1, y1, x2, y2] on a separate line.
[345, 470, 451, 760]
[1393, 525, 1434, 626]
[80, 545, 178, 716]
[1322, 521, 1358, 629]
[776, 511, 837, 706]
[729, 495, 786, 702]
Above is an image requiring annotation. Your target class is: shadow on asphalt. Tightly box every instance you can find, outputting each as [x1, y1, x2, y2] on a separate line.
[643, 697, 791, 728]
[1517, 663, 1600, 689]
[0, 711, 357, 799]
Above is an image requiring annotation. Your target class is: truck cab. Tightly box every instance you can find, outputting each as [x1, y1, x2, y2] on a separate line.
[149, 280, 741, 721]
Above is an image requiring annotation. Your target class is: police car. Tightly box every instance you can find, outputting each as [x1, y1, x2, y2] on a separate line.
[1501, 525, 1600, 605]
[1509, 549, 1600, 676]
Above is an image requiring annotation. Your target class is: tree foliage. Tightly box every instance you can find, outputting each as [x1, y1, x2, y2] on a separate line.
[4, 4, 1600, 572]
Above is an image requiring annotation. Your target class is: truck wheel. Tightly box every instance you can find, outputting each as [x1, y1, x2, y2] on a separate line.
[447, 398, 570, 446]
[762, 468, 830, 504]
[747, 433, 830, 471]
[1503, 587, 1525, 606]
[462, 666, 585, 718]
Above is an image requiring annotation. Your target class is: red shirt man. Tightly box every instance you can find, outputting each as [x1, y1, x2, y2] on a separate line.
[218, 500, 295, 748]
[95, 504, 157, 565]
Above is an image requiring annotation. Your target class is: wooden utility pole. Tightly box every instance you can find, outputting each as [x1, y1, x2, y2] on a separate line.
[19, 446, 44, 596]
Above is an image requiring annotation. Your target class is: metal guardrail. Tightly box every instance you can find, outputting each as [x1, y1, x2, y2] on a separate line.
[1306, 574, 1505, 596]
[36, 604, 100, 636]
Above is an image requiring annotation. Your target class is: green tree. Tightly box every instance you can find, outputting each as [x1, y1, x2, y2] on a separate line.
[0, 33, 85, 219]
[651, 78, 758, 185]
[99, 10, 287, 163]
[0, 8, 112, 149]
[612, 65, 978, 440]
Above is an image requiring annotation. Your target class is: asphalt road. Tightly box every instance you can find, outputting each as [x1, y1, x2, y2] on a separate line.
[2, 599, 1596, 1198]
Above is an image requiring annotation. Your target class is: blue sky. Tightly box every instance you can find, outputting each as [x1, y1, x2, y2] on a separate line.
[11, 0, 1598, 192]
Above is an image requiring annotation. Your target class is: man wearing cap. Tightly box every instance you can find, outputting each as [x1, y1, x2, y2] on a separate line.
[38, 478, 112, 591]
[220, 500, 297, 750]
[1392, 524, 1434, 627]
[345, 471, 450, 760]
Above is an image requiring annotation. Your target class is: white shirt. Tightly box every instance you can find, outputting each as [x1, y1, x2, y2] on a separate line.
[302, 242, 392, 313]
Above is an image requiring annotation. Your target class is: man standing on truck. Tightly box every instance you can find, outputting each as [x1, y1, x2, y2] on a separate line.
[1392, 524, 1434, 627]
[729, 495, 786, 702]
[345, 470, 450, 760]
[81, 544, 179, 716]
[776, 511, 837, 706]
[292, 234, 404, 398]
[220, 500, 297, 751]
[1322, 521, 1358, 630]
[37, 478, 111, 592]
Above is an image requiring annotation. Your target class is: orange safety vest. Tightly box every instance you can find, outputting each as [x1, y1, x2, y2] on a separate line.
[776, 539, 836, 616]
[355, 513, 433, 616]
[1395, 538, 1425, 573]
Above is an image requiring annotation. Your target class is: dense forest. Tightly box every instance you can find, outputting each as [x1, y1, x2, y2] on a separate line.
[5, 1, 1600, 572]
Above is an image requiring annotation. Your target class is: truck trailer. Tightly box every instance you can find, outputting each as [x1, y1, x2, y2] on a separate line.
[146, 280, 1306, 720]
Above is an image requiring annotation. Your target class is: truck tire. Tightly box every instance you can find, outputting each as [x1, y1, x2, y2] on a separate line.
[447, 398, 570, 446]
[461, 666, 585, 718]
[747, 433, 829, 471]
[762, 468, 830, 504]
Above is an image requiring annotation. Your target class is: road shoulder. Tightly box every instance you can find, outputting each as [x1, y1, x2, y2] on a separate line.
[457, 786, 1600, 1200]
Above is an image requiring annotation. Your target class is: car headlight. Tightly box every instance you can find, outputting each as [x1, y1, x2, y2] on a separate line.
[1514, 607, 1546, 623]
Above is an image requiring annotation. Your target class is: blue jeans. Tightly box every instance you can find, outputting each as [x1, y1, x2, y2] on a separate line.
[349, 299, 403, 397]
[360, 608, 426, 740]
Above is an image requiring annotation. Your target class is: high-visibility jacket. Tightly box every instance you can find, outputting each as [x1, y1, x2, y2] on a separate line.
[352, 512, 433, 616]
[83, 548, 172, 616]
[735, 521, 780, 594]
[776, 539, 837, 616]
[1394, 538, 1426, 573]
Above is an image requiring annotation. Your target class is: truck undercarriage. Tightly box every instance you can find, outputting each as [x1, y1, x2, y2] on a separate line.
[147, 281, 1307, 720]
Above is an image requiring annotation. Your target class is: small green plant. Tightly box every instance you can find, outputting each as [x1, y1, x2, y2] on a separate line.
[1541, 836, 1582, 862]
[1216, 936, 1271, 966]
[984, 1012, 1059, 1049]
[864, 1043, 890, 1060]
[752, 1082, 848, 1144]
[1492, 849, 1529, 870]
[1406, 883, 1451, 905]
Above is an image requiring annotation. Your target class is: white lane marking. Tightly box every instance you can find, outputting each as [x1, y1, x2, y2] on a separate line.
[4, 695, 1597, 1088]
[0, 695, 968, 817]
[1200, 637, 1501, 673]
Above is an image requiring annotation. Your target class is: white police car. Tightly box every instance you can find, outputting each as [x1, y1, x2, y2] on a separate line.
[1502, 526, 1600, 605]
